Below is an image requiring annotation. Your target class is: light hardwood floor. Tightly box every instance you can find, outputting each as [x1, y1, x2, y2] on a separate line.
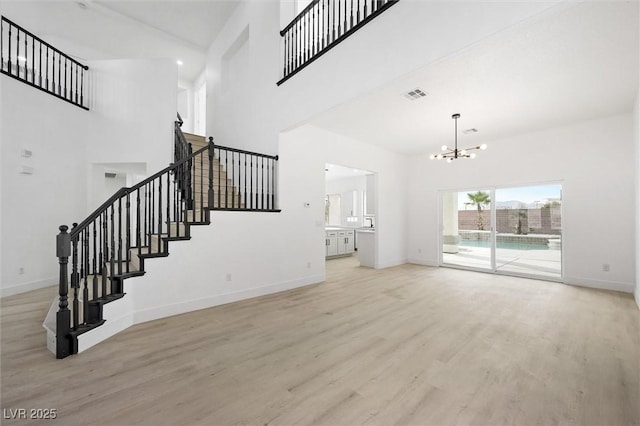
[1, 257, 639, 425]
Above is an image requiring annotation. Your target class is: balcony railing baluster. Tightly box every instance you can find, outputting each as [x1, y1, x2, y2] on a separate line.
[278, 0, 399, 85]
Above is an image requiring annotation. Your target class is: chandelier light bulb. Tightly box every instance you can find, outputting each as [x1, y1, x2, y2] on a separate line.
[429, 114, 486, 162]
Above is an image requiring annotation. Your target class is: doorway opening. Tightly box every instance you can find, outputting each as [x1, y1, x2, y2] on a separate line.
[325, 163, 376, 268]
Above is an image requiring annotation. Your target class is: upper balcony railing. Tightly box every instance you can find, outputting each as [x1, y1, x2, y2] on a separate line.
[277, 0, 399, 85]
[1, 16, 89, 110]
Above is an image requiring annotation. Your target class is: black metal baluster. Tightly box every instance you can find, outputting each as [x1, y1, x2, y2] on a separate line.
[208, 138, 214, 216]
[224, 151, 229, 208]
[136, 188, 141, 257]
[38, 42, 42, 86]
[261, 156, 265, 209]
[58, 52, 61, 95]
[31, 34, 34, 83]
[83, 228, 89, 304]
[283, 27, 288, 76]
[1, 19, 4, 73]
[75, 63, 78, 104]
[23, 29, 26, 79]
[110, 204, 115, 294]
[64, 57, 68, 99]
[80, 67, 84, 107]
[273, 156, 278, 210]
[250, 155, 254, 209]
[333, 0, 337, 41]
[117, 197, 122, 275]
[92, 220, 98, 301]
[8, 23, 12, 75]
[166, 171, 171, 237]
[101, 212, 107, 297]
[126, 192, 131, 273]
[297, 20, 302, 68]
[45, 46, 49, 90]
[244, 153, 247, 209]
[231, 152, 235, 208]
[157, 176, 162, 253]
[312, 3, 316, 56]
[16, 27, 19, 76]
[71, 232, 79, 329]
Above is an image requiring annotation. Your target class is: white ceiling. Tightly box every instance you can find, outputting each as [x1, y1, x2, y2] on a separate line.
[0, 0, 240, 81]
[310, 2, 640, 155]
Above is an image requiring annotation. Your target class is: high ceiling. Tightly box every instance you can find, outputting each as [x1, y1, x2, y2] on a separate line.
[310, 1, 639, 156]
[0, 0, 240, 81]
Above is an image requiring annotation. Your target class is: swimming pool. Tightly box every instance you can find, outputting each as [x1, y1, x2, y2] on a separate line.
[459, 240, 551, 251]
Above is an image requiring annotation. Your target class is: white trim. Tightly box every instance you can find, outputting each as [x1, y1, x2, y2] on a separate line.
[132, 274, 326, 324]
[375, 258, 408, 269]
[407, 258, 438, 267]
[1, 279, 55, 298]
[564, 276, 634, 294]
[76, 296, 134, 354]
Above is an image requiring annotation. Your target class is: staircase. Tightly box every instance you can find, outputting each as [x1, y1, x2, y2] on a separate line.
[45, 118, 280, 358]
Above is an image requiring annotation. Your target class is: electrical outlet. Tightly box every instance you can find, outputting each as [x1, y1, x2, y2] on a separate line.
[418, 248, 422, 254]
[226, 273, 232, 282]
[18, 267, 25, 275]
[602, 264, 610, 272]
[306, 262, 311, 268]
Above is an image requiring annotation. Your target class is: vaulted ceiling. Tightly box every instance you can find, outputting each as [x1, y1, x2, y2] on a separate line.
[310, 1, 639, 155]
[0, 0, 240, 81]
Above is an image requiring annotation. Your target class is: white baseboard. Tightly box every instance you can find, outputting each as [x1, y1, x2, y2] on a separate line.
[407, 258, 438, 267]
[132, 274, 326, 325]
[564, 276, 634, 294]
[1, 278, 55, 298]
[634, 287, 639, 310]
[375, 258, 408, 269]
[77, 297, 134, 353]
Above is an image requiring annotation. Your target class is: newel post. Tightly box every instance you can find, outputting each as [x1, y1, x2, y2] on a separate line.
[56, 225, 72, 359]
[208, 137, 215, 209]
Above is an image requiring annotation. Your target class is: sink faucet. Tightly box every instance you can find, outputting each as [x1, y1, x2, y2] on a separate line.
[365, 218, 373, 228]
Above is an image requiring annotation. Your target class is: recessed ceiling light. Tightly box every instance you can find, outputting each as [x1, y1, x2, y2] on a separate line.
[176, 60, 183, 66]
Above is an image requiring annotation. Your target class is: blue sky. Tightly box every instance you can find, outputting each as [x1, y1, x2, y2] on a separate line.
[457, 184, 562, 209]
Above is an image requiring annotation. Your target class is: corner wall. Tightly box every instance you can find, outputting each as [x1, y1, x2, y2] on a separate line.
[635, 91, 640, 307]
[408, 113, 636, 293]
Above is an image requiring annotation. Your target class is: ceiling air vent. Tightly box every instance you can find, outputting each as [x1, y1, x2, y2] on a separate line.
[463, 128, 479, 134]
[403, 88, 428, 100]
[105, 172, 117, 178]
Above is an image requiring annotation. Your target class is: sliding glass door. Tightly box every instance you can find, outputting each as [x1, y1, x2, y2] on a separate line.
[441, 190, 493, 270]
[441, 184, 562, 280]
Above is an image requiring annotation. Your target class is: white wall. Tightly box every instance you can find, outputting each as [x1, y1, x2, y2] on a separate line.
[285, 125, 408, 269]
[408, 113, 636, 293]
[0, 75, 89, 296]
[1, 58, 177, 297]
[634, 91, 640, 307]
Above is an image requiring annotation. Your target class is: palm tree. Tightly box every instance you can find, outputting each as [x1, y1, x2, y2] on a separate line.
[467, 191, 491, 230]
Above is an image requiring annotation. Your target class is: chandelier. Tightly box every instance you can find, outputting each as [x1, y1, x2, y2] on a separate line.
[430, 113, 487, 162]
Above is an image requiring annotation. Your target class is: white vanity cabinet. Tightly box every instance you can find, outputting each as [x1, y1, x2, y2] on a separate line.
[326, 229, 355, 257]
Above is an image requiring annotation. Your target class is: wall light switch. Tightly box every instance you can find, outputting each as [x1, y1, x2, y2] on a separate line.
[21, 149, 33, 158]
